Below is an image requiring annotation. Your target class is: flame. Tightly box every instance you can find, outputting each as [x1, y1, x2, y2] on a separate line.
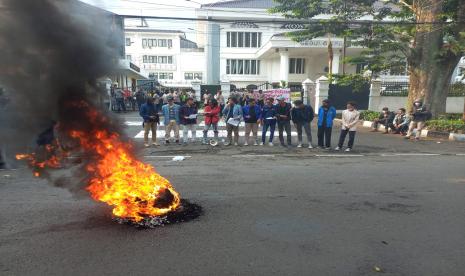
[16, 101, 181, 222]
[70, 129, 180, 221]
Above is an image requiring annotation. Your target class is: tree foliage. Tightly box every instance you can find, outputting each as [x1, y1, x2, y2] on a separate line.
[270, 0, 465, 77]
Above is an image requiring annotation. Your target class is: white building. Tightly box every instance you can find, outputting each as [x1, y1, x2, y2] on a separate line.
[196, 0, 465, 89]
[124, 20, 206, 89]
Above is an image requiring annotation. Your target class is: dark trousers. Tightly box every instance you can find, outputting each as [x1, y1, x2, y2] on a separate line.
[278, 121, 292, 145]
[262, 120, 276, 143]
[317, 126, 332, 148]
[392, 124, 408, 134]
[374, 119, 394, 131]
[116, 98, 126, 112]
[295, 122, 312, 144]
[338, 129, 356, 149]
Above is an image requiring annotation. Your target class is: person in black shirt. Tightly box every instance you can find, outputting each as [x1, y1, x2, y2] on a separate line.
[242, 99, 261, 146]
[291, 100, 314, 148]
[276, 96, 292, 147]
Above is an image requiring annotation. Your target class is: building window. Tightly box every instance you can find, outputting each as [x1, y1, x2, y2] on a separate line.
[184, 73, 202, 80]
[227, 32, 262, 48]
[158, 72, 173, 79]
[194, 73, 202, 80]
[126, 55, 132, 61]
[289, 58, 305, 74]
[142, 56, 173, 64]
[158, 39, 167, 47]
[168, 39, 173, 48]
[125, 38, 131, 46]
[226, 59, 260, 75]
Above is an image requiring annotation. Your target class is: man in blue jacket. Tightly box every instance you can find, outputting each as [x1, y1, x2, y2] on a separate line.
[317, 99, 336, 149]
[139, 96, 160, 147]
[179, 97, 198, 144]
[222, 97, 243, 146]
[162, 96, 181, 144]
[242, 98, 261, 146]
[260, 97, 277, 146]
[291, 100, 314, 149]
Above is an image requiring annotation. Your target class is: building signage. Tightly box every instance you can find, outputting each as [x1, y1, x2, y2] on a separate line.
[130, 62, 140, 73]
[253, 89, 291, 104]
[299, 39, 355, 48]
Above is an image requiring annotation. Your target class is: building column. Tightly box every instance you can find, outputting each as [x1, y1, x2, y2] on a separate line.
[302, 79, 315, 106]
[332, 53, 341, 75]
[191, 80, 202, 101]
[369, 79, 382, 111]
[221, 81, 231, 99]
[315, 76, 329, 114]
[279, 49, 289, 83]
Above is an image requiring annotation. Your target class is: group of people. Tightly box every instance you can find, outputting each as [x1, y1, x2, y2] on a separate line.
[139, 94, 362, 152]
[371, 99, 431, 140]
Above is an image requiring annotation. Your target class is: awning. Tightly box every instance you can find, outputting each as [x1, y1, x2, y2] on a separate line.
[117, 59, 149, 80]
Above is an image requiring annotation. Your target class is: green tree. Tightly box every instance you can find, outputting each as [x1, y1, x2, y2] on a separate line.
[271, 0, 465, 117]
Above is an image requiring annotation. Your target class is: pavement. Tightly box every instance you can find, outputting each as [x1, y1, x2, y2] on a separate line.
[1, 111, 465, 276]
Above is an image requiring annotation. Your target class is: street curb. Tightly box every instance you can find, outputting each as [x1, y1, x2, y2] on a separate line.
[350, 119, 465, 141]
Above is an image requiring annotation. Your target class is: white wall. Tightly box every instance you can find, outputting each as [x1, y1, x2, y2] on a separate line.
[369, 96, 464, 113]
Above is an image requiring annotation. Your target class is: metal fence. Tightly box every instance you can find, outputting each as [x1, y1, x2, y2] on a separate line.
[381, 81, 409, 96]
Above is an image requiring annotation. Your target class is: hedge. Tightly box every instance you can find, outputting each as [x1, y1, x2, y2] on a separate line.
[359, 110, 380, 121]
[426, 119, 465, 133]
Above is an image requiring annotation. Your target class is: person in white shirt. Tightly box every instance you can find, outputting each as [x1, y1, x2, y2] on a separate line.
[335, 101, 360, 152]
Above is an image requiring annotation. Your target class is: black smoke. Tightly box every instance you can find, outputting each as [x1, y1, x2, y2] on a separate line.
[0, 0, 123, 166]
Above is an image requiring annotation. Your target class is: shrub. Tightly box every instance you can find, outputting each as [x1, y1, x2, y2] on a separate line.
[359, 110, 380, 121]
[426, 119, 465, 133]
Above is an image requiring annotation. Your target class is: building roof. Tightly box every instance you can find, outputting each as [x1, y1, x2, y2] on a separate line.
[124, 28, 185, 34]
[203, 0, 396, 11]
[202, 0, 275, 9]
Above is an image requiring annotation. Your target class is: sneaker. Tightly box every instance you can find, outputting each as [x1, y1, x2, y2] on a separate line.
[308, 145, 313, 149]
[269, 142, 274, 147]
[152, 142, 160, 147]
[281, 143, 287, 148]
[404, 136, 411, 140]
[244, 142, 249, 146]
[224, 142, 230, 146]
[335, 147, 341, 151]
[144, 143, 150, 147]
[234, 142, 239, 146]
[165, 140, 170, 144]
[175, 140, 180, 144]
[325, 147, 331, 150]
[370, 129, 379, 132]
[382, 131, 389, 134]
[260, 142, 264, 146]
[202, 141, 208, 145]
[345, 148, 352, 152]
[297, 144, 302, 148]
[415, 137, 420, 141]
[253, 141, 259, 146]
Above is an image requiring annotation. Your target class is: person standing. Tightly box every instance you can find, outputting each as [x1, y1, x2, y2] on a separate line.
[317, 99, 336, 149]
[180, 97, 198, 144]
[222, 97, 243, 146]
[214, 90, 225, 112]
[291, 100, 314, 149]
[203, 99, 221, 144]
[203, 91, 211, 106]
[392, 108, 410, 135]
[335, 102, 360, 152]
[276, 96, 292, 147]
[139, 97, 160, 147]
[257, 90, 265, 107]
[135, 89, 147, 111]
[260, 97, 277, 146]
[405, 99, 431, 140]
[113, 84, 126, 113]
[242, 98, 261, 146]
[162, 96, 181, 144]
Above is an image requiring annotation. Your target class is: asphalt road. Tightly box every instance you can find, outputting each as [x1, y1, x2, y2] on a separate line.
[1, 112, 465, 276]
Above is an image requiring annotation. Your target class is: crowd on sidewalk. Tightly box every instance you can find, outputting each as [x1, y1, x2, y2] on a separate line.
[139, 93, 362, 152]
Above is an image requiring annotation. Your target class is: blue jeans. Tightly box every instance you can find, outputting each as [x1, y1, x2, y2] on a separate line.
[262, 120, 276, 143]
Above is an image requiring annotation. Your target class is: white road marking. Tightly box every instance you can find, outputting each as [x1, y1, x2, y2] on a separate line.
[316, 154, 365, 157]
[143, 155, 192, 159]
[231, 154, 275, 158]
[134, 130, 299, 139]
[381, 153, 441, 157]
[125, 121, 245, 127]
